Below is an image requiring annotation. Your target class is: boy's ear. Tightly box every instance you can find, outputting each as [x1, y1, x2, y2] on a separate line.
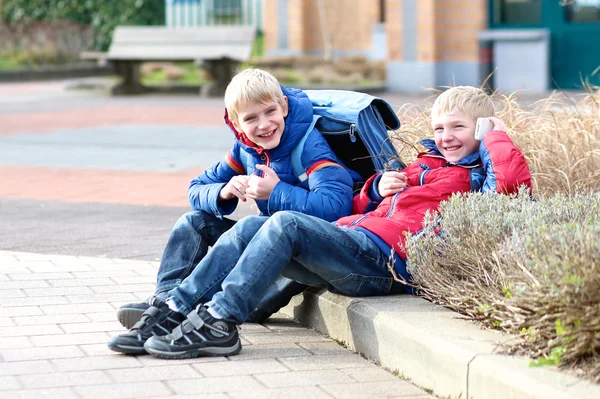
[230, 117, 242, 133]
[282, 96, 289, 117]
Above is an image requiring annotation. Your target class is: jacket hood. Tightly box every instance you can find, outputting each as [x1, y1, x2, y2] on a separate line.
[419, 138, 481, 166]
[223, 86, 314, 158]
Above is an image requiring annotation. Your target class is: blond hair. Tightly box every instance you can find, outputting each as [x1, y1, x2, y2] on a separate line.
[224, 68, 286, 123]
[431, 86, 495, 122]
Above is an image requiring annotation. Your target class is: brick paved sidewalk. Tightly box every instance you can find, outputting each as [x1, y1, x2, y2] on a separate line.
[0, 250, 434, 399]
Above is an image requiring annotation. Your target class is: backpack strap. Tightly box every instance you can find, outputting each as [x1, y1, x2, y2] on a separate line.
[291, 115, 320, 188]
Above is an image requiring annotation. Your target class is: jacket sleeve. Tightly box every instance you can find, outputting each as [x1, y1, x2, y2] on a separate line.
[267, 162, 354, 222]
[479, 130, 532, 194]
[351, 174, 384, 214]
[187, 147, 246, 218]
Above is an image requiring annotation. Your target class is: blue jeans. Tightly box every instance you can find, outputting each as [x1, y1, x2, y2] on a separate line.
[167, 211, 405, 324]
[156, 210, 305, 321]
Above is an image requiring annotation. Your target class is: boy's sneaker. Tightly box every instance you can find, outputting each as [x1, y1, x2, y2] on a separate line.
[144, 306, 241, 359]
[116, 299, 151, 329]
[108, 297, 184, 354]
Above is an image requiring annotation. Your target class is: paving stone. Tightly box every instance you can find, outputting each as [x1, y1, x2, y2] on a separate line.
[0, 289, 25, 299]
[228, 386, 332, 399]
[8, 272, 74, 281]
[238, 323, 274, 334]
[24, 286, 93, 297]
[229, 343, 312, 360]
[1, 265, 33, 274]
[0, 280, 49, 289]
[78, 343, 112, 357]
[0, 274, 9, 282]
[0, 387, 78, 398]
[92, 283, 155, 293]
[109, 276, 155, 285]
[41, 303, 115, 315]
[0, 360, 55, 376]
[297, 341, 352, 356]
[0, 375, 21, 391]
[61, 321, 123, 333]
[12, 314, 89, 326]
[52, 354, 142, 372]
[73, 270, 140, 279]
[0, 336, 32, 350]
[74, 382, 171, 399]
[88, 262, 154, 271]
[0, 324, 63, 337]
[192, 358, 289, 377]
[278, 353, 372, 371]
[340, 367, 400, 383]
[166, 375, 264, 395]
[18, 370, 111, 389]
[65, 293, 138, 304]
[107, 364, 201, 382]
[3, 296, 70, 307]
[30, 332, 110, 347]
[137, 355, 225, 367]
[255, 369, 355, 388]
[48, 278, 115, 287]
[0, 306, 43, 318]
[26, 263, 94, 273]
[0, 317, 14, 327]
[1, 345, 85, 362]
[85, 311, 119, 322]
[151, 395, 229, 399]
[320, 380, 433, 398]
[242, 332, 330, 345]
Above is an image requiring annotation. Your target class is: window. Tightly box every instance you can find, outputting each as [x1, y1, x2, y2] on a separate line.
[493, 0, 542, 25]
[210, 0, 242, 16]
[565, 0, 600, 23]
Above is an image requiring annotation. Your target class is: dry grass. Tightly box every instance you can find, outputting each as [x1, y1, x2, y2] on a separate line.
[390, 87, 600, 196]
[390, 86, 600, 382]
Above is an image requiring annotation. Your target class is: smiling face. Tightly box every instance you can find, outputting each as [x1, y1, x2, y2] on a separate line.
[232, 98, 288, 150]
[432, 108, 480, 163]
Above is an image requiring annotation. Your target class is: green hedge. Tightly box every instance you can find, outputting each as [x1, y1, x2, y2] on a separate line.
[1, 0, 165, 50]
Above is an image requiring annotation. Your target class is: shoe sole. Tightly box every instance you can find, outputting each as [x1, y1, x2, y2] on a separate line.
[117, 308, 146, 330]
[107, 342, 147, 355]
[145, 341, 242, 359]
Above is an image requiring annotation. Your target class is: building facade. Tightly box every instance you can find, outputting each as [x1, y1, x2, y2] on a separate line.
[263, 0, 600, 92]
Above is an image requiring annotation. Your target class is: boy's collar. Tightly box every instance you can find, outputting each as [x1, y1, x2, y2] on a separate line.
[419, 138, 481, 166]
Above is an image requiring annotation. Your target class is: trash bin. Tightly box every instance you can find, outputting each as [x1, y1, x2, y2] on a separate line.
[478, 29, 550, 92]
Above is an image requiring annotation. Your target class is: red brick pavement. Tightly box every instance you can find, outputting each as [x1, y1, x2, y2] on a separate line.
[1, 106, 224, 136]
[1, 166, 200, 207]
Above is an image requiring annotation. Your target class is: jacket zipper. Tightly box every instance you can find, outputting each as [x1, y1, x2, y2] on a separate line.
[260, 150, 271, 176]
[384, 192, 400, 218]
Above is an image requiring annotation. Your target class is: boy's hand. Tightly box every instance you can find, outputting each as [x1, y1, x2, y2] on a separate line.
[246, 164, 280, 200]
[219, 175, 251, 202]
[488, 117, 507, 132]
[378, 171, 407, 198]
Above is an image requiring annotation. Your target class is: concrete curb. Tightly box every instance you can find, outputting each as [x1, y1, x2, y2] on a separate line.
[280, 288, 600, 399]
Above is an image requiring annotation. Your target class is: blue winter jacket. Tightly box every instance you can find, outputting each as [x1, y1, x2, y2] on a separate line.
[187, 86, 354, 222]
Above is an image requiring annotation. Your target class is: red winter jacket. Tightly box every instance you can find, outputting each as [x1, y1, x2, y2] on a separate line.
[335, 130, 532, 279]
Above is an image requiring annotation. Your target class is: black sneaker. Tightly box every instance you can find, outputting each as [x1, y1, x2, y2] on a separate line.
[108, 297, 185, 354]
[117, 299, 151, 329]
[144, 306, 241, 359]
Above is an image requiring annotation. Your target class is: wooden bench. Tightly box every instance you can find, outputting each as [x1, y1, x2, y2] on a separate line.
[82, 26, 256, 96]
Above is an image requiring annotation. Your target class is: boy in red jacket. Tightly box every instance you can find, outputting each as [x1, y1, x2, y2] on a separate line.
[137, 86, 532, 359]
